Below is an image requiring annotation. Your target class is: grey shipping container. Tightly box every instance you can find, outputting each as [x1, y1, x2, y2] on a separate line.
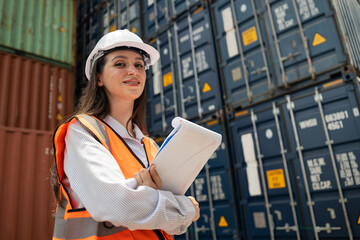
[230, 72, 360, 239]
[211, 0, 360, 109]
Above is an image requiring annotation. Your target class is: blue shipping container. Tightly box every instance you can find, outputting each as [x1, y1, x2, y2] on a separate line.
[173, 118, 240, 240]
[146, 28, 178, 135]
[212, 0, 360, 108]
[173, 6, 223, 120]
[145, 6, 223, 135]
[142, 0, 170, 38]
[230, 72, 360, 239]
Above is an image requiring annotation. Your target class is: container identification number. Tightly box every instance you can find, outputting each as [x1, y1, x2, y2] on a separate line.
[325, 110, 349, 131]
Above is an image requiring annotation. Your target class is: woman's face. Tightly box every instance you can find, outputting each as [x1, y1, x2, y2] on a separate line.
[97, 50, 146, 103]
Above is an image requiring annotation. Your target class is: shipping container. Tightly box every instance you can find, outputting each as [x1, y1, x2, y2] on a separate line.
[142, 0, 170, 38]
[0, 0, 76, 65]
[146, 28, 179, 135]
[145, 5, 224, 135]
[76, 0, 142, 90]
[0, 51, 75, 131]
[0, 126, 55, 240]
[169, 0, 202, 19]
[229, 72, 360, 239]
[173, 6, 223, 121]
[152, 118, 241, 240]
[211, 0, 360, 109]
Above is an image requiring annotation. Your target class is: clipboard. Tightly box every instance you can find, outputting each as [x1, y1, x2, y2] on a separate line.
[150, 117, 222, 195]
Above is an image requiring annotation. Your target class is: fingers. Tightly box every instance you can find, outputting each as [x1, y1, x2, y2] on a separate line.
[187, 196, 200, 222]
[149, 165, 162, 189]
[139, 168, 157, 189]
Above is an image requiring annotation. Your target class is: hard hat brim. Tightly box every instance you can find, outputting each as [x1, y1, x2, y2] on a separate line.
[85, 41, 159, 80]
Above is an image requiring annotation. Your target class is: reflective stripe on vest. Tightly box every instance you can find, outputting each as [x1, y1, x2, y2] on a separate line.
[52, 115, 172, 240]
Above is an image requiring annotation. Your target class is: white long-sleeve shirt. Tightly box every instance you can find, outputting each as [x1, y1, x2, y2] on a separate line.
[62, 115, 195, 235]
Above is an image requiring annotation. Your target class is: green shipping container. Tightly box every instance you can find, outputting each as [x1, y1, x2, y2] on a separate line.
[0, 0, 75, 65]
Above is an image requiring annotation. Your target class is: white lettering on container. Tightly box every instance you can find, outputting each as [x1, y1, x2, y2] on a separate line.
[299, 118, 317, 129]
[180, 34, 189, 43]
[325, 110, 349, 131]
[195, 178, 207, 202]
[336, 152, 360, 186]
[307, 157, 332, 190]
[273, 3, 295, 31]
[195, 50, 209, 73]
[193, 26, 204, 42]
[296, 0, 319, 21]
[182, 56, 193, 78]
[211, 175, 226, 201]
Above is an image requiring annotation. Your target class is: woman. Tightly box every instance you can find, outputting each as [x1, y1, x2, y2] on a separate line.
[51, 29, 200, 240]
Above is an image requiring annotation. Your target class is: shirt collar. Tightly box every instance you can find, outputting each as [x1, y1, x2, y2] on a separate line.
[103, 115, 144, 141]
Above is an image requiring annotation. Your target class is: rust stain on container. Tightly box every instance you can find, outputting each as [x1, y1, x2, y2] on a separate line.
[0, 51, 75, 131]
[0, 126, 56, 240]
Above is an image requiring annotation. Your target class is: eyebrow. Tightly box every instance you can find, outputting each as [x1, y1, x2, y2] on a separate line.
[111, 55, 143, 62]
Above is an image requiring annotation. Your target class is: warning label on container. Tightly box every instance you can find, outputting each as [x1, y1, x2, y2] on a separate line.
[203, 83, 211, 93]
[358, 214, 360, 224]
[163, 72, 173, 87]
[266, 169, 286, 189]
[218, 216, 229, 227]
[312, 33, 326, 46]
[242, 26, 258, 46]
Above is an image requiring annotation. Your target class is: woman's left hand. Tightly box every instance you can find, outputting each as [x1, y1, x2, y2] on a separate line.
[134, 165, 162, 189]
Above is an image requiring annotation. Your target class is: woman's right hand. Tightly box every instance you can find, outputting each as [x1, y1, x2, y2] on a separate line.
[187, 196, 200, 222]
[134, 165, 162, 189]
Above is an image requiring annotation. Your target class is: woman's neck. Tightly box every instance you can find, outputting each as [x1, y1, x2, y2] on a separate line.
[109, 100, 134, 135]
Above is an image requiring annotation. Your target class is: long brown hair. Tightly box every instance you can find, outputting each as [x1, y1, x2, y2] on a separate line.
[51, 51, 148, 204]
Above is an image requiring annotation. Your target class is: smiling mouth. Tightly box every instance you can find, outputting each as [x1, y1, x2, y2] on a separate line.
[123, 80, 140, 85]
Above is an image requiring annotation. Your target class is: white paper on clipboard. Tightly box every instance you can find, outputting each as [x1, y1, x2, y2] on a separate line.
[150, 117, 222, 195]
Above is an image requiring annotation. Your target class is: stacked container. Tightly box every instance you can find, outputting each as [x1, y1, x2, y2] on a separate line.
[142, 1, 241, 239]
[0, 0, 76, 239]
[76, 0, 142, 90]
[208, 0, 360, 239]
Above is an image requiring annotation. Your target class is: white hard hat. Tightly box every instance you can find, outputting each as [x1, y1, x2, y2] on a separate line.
[85, 29, 159, 80]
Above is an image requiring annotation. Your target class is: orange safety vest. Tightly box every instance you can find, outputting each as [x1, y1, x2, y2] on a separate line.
[52, 114, 173, 240]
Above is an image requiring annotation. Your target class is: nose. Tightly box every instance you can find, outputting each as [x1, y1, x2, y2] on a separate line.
[127, 65, 137, 75]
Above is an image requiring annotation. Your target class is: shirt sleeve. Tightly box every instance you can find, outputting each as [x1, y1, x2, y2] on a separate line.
[63, 121, 195, 235]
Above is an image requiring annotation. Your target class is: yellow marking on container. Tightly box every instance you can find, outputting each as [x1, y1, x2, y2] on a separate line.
[323, 79, 343, 88]
[132, 27, 137, 33]
[242, 26, 258, 46]
[163, 72, 173, 87]
[218, 216, 229, 227]
[312, 33, 326, 46]
[110, 13, 116, 20]
[56, 114, 63, 121]
[149, 38, 156, 44]
[110, 25, 116, 32]
[267, 169, 286, 189]
[61, 17, 65, 22]
[357, 214, 360, 224]
[60, 27, 66, 33]
[235, 110, 249, 117]
[194, 6, 203, 14]
[206, 119, 219, 126]
[57, 96, 62, 102]
[203, 82, 211, 93]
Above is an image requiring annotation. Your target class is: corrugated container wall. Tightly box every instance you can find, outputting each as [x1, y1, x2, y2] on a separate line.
[144, 2, 224, 136]
[0, 51, 75, 131]
[0, 127, 55, 240]
[211, 0, 360, 109]
[230, 73, 360, 239]
[0, 0, 76, 65]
